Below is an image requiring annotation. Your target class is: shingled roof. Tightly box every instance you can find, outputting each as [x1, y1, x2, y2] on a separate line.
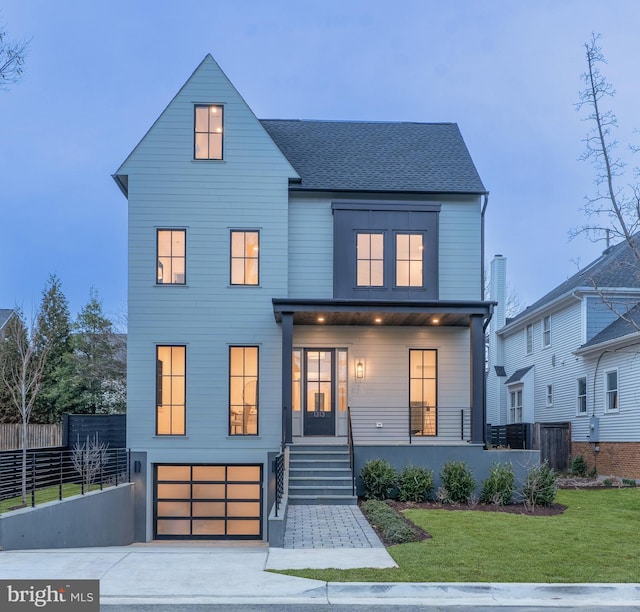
[260, 120, 486, 194]
[507, 235, 640, 326]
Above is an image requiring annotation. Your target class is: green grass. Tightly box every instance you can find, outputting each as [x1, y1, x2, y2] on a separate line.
[279, 489, 640, 583]
[0, 482, 103, 514]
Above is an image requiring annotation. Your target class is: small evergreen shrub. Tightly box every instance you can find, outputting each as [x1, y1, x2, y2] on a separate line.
[622, 478, 637, 487]
[522, 461, 556, 510]
[360, 500, 422, 544]
[440, 461, 475, 504]
[397, 465, 434, 502]
[360, 459, 397, 500]
[571, 454, 588, 477]
[480, 462, 515, 505]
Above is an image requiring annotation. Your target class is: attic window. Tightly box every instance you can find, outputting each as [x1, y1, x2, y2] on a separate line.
[194, 105, 223, 160]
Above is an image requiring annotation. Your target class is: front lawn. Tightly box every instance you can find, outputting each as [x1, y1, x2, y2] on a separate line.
[280, 489, 640, 583]
[0, 483, 103, 514]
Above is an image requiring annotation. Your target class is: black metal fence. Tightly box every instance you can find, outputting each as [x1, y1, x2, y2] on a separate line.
[0, 447, 130, 511]
[273, 452, 285, 517]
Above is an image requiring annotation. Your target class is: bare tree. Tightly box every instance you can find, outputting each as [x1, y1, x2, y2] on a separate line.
[573, 33, 640, 328]
[0, 310, 50, 505]
[72, 433, 109, 490]
[0, 19, 29, 91]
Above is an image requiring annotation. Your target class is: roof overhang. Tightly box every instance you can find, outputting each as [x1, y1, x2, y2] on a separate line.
[574, 331, 640, 356]
[272, 298, 494, 327]
[112, 173, 129, 198]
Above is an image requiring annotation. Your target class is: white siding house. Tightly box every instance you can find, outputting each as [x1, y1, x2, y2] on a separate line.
[115, 54, 535, 543]
[487, 239, 640, 478]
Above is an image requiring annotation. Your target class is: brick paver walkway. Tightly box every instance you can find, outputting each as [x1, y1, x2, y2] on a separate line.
[283, 505, 385, 549]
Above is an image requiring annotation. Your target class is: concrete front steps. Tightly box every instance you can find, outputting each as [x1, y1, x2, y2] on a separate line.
[288, 443, 357, 505]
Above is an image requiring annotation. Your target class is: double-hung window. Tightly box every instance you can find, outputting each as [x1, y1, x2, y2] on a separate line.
[605, 370, 618, 412]
[510, 388, 523, 423]
[356, 233, 384, 287]
[230, 231, 259, 285]
[156, 345, 186, 435]
[577, 377, 587, 414]
[157, 229, 186, 285]
[525, 324, 533, 354]
[546, 384, 553, 407]
[229, 346, 258, 435]
[194, 104, 223, 159]
[396, 233, 424, 287]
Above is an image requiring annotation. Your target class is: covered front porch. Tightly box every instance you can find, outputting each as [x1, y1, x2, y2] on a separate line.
[273, 298, 493, 447]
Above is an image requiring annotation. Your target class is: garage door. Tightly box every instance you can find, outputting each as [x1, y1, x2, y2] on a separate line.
[154, 464, 262, 539]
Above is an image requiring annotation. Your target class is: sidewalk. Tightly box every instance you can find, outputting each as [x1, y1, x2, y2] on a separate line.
[0, 545, 638, 607]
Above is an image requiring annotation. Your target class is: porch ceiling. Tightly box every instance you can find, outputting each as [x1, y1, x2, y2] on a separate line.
[273, 298, 493, 327]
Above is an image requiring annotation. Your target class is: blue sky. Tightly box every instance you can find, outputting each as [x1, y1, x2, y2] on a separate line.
[1, 1, 639, 322]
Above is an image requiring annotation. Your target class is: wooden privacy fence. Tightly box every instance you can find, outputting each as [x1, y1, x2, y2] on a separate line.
[0, 424, 63, 451]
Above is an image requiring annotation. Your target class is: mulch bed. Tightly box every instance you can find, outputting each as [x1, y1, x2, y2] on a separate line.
[387, 499, 567, 517]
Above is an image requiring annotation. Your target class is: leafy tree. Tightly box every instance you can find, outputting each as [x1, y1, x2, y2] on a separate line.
[0, 19, 29, 91]
[0, 309, 50, 504]
[31, 274, 72, 423]
[62, 288, 126, 414]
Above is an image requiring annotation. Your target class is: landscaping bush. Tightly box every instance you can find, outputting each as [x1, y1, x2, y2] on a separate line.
[480, 462, 515, 505]
[360, 459, 397, 500]
[440, 461, 475, 504]
[571, 454, 588, 477]
[360, 499, 422, 544]
[521, 461, 556, 510]
[397, 465, 434, 502]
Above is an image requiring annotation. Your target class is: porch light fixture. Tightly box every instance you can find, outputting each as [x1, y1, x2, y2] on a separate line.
[432, 317, 440, 324]
[317, 316, 325, 323]
[374, 317, 382, 324]
[355, 361, 364, 379]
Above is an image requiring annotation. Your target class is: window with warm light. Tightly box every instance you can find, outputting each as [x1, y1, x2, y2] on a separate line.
[157, 229, 186, 285]
[396, 234, 423, 287]
[356, 233, 384, 286]
[194, 104, 223, 160]
[230, 231, 259, 285]
[229, 346, 258, 435]
[409, 349, 437, 436]
[156, 345, 186, 435]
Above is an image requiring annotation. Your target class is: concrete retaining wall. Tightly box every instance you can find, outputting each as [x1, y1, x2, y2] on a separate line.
[0, 483, 134, 550]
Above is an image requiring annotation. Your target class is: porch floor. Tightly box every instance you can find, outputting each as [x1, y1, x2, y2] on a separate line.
[291, 436, 348, 445]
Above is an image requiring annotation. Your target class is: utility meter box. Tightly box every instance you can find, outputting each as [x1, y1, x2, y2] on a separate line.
[589, 416, 600, 442]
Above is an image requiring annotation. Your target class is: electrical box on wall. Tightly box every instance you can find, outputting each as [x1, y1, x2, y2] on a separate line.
[589, 416, 600, 442]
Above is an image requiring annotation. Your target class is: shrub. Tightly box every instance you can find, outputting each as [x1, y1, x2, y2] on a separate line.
[360, 459, 397, 500]
[521, 461, 556, 510]
[397, 465, 434, 502]
[440, 461, 475, 504]
[622, 478, 637, 487]
[480, 462, 515, 505]
[360, 499, 422, 544]
[571, 454, 588, 477]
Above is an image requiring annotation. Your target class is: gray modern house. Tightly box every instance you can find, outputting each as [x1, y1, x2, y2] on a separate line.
[114, 55, 498, 542]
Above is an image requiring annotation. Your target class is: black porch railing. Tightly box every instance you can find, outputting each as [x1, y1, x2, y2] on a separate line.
[273, 451, 285, 517]
[408, 405, 466, 444]
[347, 406, 356, 496]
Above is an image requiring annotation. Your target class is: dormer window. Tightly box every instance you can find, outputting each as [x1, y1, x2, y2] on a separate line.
[194, 104, 223, 159]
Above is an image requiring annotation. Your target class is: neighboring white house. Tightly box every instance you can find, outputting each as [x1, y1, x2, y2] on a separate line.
[487, 239, 640, 478]
[114, 54, 537, 543]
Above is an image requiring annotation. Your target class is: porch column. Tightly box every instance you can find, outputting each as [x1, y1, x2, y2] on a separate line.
[469, 313, 485, 444]
[281, 312, 293, 445]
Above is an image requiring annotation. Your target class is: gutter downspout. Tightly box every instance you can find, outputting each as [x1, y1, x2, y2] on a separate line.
[481, 193, 489, 445]
[481, 194, 489, 299]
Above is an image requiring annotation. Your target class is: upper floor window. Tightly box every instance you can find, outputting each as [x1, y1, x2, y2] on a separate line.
[156, 345, 186, 435]
[229, 346, 258, 435]
[577, 377, 587, 414]
[605, 369, 618, 412]
[396, 233, 423, 287]
[525, 324, 533, 354]
[546, 384, 553, 407]
[194, 104, 223, 160]
[356, 233, 384, 287]
[542, 316, 551, 347]
[157, 229, 186, 285]
[230, 230, 259, 285]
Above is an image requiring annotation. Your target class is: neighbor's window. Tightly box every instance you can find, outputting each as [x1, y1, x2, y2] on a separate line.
[356, 233, 384, 287]
[194, 104, 223, 160]
[605, 370, 618, 412]
[510, 388, 523, 423]
[409, 349, 437, 436]
[543, 316, 551, 347]
[577, 377, 587, 414]
[157, 230, 186, 285]
[546, 384, 553, 407]
[396, 233, 423, 287]
[230, 231, 259, 285]
[156, 346, 186, 435]
[229, 346, 258, 435]
[525, 324, 533, 354]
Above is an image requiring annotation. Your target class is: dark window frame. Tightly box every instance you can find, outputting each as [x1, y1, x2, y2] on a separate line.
[394, 231, 425, 288]
[156, 345, 187, 436]
[355, 231, 385, 287]
[229, 346, 259, 436]
[194, 104, 224, 160]
[230, 230, 260, 286]
[409, 348, 438, 437]
[156, 229, 186, 285]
